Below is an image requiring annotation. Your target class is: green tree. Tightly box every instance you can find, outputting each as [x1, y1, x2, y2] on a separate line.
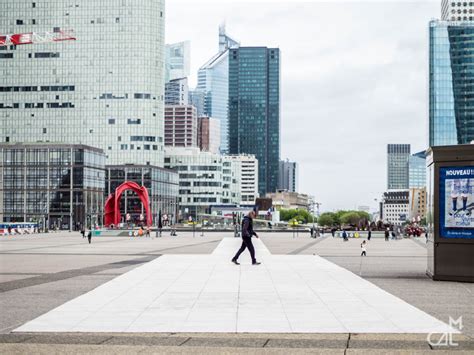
[318, 212, 335, 226]
[340, 211, 361, 225]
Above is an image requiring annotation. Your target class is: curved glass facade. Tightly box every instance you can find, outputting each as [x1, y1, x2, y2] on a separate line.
[429, 21, 474, 146]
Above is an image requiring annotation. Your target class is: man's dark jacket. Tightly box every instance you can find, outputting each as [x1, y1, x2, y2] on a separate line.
[241, 216, 257, 238]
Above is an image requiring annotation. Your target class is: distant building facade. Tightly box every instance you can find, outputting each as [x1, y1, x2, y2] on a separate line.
[196, 26, 239, 153]
[278, 160, 298, 192]
[387, 144, 410, 190]
[189, 90, 206, 117]
[164, 106, 198, 148]
[382, 190, 410, 226]
[228, 47, 281, 196]
[441, 0, 474, 21]
[165, 78, 189, 106]
[198, 116, 221, 154]
[266, 190, 310, 211]
[0, 144, 105, 230]
[429, 21, 474, 146]
[409, 151, 426, 188]
[165, 41, 190, 82]
[409, 187, 427, 222]
[164, 147, 241, 219]
[226, 154, 259, 207]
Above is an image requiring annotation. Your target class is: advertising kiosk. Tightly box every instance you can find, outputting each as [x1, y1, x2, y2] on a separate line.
[426, 145, 474, 282]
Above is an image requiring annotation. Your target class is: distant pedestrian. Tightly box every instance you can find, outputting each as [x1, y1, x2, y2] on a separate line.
[391, 230, 396, 240]
[361, 240, 367, 256]
[385, 228, 390, 241]
[342, 230, 348, 241]
[145, 227, 150, 238]
[232, 208, 261, 265]
[331, 228, 336, 237]
[367, 229, 372, 241]
[87, 230, 92, 244]
[81, 226, 85, 238]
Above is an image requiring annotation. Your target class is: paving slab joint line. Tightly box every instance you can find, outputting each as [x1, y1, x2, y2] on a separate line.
[179, 337, 192, 346]
[345, 333, 351, 354]
[98, 336, 114, 345]
[262, 338, 270, 348]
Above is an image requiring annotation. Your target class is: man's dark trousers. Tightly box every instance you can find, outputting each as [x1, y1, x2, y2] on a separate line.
[233, 237, 256, 263]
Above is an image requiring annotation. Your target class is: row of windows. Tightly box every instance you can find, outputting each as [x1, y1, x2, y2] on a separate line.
[108, 118, 141, 125]
[0, 85, 74, 92]
[98, 93, 152, 100]
[118, 144, 158, 151]
[0, 102, 74, 109]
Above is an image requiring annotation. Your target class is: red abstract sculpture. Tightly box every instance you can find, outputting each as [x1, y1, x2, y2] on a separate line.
[104, 181, 152, 227]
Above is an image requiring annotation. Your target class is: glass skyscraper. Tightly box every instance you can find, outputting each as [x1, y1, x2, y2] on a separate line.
[0, 0, 166, 166]
[387, 144, 410, 190]
[228, 47, 280, 196]
[196, 26, 239, 153]
[409, 151, 426, 189]
[429, 20, 474, 146]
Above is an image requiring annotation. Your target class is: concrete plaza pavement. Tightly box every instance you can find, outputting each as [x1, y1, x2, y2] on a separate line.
[0, 232, 473, 353]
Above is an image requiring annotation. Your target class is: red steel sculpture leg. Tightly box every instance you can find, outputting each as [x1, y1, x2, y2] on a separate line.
[104, 181, 152, 227]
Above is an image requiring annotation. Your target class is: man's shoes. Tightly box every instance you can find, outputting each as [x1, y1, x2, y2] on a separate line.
[252, 261, 261, 265]
[231, 259, 240, 265]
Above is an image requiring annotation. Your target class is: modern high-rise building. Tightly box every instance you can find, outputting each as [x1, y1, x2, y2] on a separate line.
[0, 0, 166, 166]
[165, 78, 189, 106]
[429, 21, 474, 146]
[196, 26, 239, 153]
[441, 0, 474, 21]
[164, 106, 198, 148]
[278, 159, 298, 192]
[409, 151, 426, 188]
[228, 47, 281, 195]
[188, 90, 206, 117]
[198, 116, 221, 154]
[387, 144, 410, 190]
[165, 41, 190, 82]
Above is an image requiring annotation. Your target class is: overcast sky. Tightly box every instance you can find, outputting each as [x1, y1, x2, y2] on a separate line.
[166, 1, 440, 212]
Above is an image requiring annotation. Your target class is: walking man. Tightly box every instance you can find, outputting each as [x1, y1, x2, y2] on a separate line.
[87, 229, 92, 244]
[232, 208, 261, 265]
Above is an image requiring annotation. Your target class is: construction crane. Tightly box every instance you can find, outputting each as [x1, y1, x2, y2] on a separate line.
[0, 30, 75, 47]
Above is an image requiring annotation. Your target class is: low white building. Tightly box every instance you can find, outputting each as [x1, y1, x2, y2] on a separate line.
[164, 147, 242, 219]
[382, 190, 410, 226]
[225, 155, 259, 207]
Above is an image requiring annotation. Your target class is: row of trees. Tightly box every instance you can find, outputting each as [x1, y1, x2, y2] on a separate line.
[279, 209, 314, 224]
[317, 210, 371, 228]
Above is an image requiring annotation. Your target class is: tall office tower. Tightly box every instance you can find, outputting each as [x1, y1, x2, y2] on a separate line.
[0, 0, 166, 166]
[218, 23, 239, 53]
[198, 116, 221, 154]
[196, 27, 239, 153]
[387, 144, 410, 190]
[429, 21, 474, 146]
[228, 47, 281, 196]
[165, 78, 189, 106]
[164, 106, 198, 148]
[188, 90, 205, 117]
[441, 0, 474, 21]
[409, 151, 426, 188]
[165, 41, 190, 82]
[278, 159, 298, 192]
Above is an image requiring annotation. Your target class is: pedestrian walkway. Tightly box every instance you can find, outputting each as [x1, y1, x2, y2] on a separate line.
[15, 238, 454, 333]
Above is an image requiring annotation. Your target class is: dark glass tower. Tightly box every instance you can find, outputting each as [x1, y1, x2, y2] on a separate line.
[228, 47, 280, 196]
[429, 21, 474, 146]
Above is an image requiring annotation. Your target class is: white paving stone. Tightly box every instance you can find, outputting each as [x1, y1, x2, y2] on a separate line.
[15, 238, 455, 333]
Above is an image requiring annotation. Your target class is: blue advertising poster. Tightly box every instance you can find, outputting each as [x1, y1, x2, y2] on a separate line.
[439, 166, 474, 239]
